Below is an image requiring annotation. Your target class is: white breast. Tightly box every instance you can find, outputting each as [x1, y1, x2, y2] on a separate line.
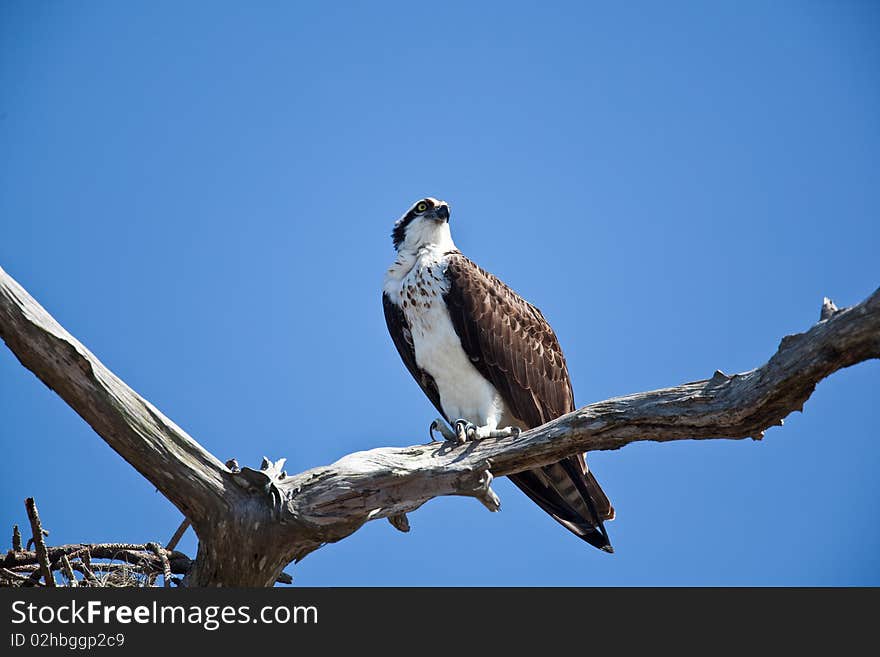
[386, 249, 506, 428]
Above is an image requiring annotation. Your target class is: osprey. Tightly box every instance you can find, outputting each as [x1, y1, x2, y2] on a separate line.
[382, 197, 614, 552]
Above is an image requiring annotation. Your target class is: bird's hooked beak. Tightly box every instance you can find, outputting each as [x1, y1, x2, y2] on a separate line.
[427, 203, 450, 223]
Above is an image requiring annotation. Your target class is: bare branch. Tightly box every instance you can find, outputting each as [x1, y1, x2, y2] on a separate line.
[1, 567, 42, 587]
[79, 550, 99, 584]
[147, 542, 172, 587]
[1, 542, 191, 573]
[165, 519, 191, 552]
[0, 265, 234, 524]
[270, 287, 879, 557]
[1, 260, 877, 584]
[59, 555, 78, 587]
[24, 498, 55, 587]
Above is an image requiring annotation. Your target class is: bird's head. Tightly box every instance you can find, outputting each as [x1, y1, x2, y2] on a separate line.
[391, 197, 453, 253]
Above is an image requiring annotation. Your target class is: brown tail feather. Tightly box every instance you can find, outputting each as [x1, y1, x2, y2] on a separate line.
[508, 455, 614, 552]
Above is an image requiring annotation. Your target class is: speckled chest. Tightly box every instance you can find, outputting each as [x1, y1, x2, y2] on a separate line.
[397, 258, 450, 335]
[386, 250, 505, 425]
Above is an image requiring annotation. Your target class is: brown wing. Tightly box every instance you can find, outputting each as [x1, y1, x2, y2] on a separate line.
[443, 252, 574, 426]
[382, 292, 444, 419]
[443, 253, 614, 551]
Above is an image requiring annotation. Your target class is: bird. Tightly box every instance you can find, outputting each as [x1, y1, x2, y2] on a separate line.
[382, 197, 614, 552]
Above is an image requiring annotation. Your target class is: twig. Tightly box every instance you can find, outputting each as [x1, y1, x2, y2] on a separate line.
[148, 542, 172, 587]
[79, 550, 99, 585]
[7, 564, 39, 572]
[12, 525, 21, 552]
[71, 562, 147, 574]
[1, 567, 42, 587]
[59, 555, 77, 587]
[166, 519, 190, 551]
[25, 528, 49, 551]
[24, 498, 55, 587]
[2, 543, 192, 574]
[60, 546, 93, 563]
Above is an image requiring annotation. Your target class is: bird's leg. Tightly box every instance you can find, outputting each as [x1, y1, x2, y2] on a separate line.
[429, 418, 457, 443]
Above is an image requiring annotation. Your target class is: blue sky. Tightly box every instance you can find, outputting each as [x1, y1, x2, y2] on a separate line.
[1, 1, 878, 586]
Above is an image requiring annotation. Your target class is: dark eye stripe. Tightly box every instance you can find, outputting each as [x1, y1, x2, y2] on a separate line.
[392, 199, 436, 249]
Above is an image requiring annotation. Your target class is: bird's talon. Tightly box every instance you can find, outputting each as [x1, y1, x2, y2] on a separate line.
[430, 417, 458, 442]
[453, 419, 477, 443]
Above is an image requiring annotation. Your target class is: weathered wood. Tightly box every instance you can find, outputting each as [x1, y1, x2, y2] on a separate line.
[258, 286, 879, 557]
[165, 519, 191, 551]
[0, 568, 42, 587]
[0, 265, 292, 585]
[1, 263, 877, 585]
[59, 555, 77, 587]
[0, 542, 192, 573]
[0, 268, 231, 522]
[24, 498, 55, 587]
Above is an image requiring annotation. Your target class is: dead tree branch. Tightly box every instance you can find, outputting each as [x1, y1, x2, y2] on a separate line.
[24, 498, 54, 587]
[165, 519, 191, 552]
[1, 263, 877, 585]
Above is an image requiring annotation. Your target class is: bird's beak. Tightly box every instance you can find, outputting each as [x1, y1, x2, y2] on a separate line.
[430, 204, 450, 222]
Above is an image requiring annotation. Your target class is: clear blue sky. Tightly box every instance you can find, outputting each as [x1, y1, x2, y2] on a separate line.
[1, 1, 878, 586]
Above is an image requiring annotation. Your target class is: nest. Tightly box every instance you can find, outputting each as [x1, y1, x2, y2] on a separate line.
[1, 497, 191, 587]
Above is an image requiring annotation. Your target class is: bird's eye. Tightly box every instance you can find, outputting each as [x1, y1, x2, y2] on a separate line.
[416, 202, 428, 213]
